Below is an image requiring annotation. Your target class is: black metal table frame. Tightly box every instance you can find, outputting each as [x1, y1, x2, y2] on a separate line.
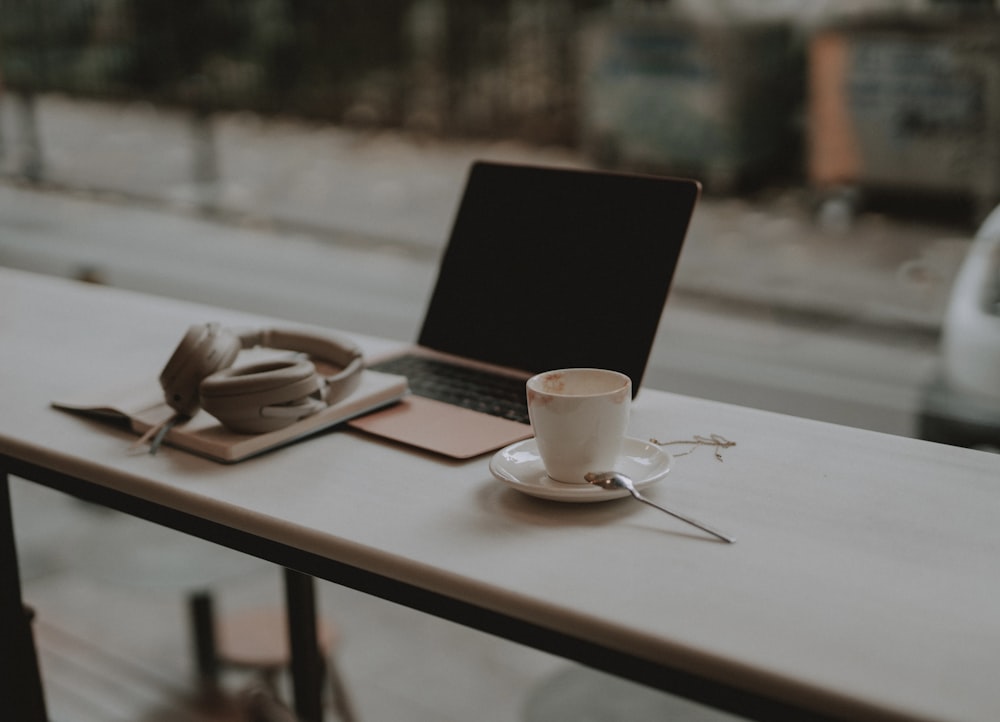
[1, 454, 843, 722]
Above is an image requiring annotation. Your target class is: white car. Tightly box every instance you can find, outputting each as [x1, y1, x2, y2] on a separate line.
[918, 205, 1000, 450]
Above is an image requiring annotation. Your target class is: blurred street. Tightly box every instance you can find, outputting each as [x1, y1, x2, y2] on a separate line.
[1, 95, 973, 436]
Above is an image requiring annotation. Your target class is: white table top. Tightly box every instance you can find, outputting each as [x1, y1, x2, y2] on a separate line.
[2, 267, 999, 722]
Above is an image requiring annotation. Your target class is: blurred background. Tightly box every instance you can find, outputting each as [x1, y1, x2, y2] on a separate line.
[1, 0, 997, 202]
[3, 0, 999, 447]
[2, 1, 999, 719]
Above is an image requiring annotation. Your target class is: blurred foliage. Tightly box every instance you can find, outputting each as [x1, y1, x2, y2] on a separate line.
[0, 0, 608, 141]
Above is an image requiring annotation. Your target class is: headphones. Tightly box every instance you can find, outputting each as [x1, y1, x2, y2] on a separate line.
[160, 323, 364, 434]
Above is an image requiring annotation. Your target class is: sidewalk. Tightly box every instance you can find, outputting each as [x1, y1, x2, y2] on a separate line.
[1, 95, 973, 334]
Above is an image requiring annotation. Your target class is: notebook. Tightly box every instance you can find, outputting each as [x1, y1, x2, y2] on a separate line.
[348, 160, 700, 458]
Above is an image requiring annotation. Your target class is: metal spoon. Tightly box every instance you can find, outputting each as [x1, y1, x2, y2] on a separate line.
[584, 471, 736, 544]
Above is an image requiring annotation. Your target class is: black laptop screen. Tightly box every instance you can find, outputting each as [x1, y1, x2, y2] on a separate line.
[418, 160, 700, 393]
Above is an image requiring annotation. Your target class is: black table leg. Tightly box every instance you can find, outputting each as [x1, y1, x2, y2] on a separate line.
[189, 590, 221, 695]
[1, 469, 49, 722]
[284, 567, 323, 722]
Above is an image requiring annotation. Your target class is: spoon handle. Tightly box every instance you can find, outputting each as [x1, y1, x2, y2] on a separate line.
[630, 490, 736, 544]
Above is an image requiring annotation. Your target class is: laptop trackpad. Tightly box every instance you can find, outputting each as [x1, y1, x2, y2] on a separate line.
[348, 395, 533, 459]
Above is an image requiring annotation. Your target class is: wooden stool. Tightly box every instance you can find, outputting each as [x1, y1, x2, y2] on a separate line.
[189, 593, 357, 722]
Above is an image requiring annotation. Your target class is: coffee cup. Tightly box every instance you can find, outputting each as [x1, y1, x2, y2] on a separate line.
[526, 368, 631, 483]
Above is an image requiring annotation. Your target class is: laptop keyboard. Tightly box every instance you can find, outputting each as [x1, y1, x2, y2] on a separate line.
[369, 354, 530, 424]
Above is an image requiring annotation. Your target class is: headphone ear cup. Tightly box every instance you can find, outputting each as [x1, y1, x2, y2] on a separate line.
[199, 358, 325, 433]
[160, 324, 242, 416]
[253, 328, 363, 408]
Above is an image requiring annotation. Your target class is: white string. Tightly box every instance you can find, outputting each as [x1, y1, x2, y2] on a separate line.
[650, 433, 736, 462]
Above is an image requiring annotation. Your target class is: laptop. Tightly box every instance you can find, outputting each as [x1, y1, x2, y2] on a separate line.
[348, 160, 700, 458]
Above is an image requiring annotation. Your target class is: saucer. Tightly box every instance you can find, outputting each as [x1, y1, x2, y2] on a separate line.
[489, 437, 673, 503]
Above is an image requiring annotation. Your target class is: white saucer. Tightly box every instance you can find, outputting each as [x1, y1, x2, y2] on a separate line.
[489, 437, 673, 503]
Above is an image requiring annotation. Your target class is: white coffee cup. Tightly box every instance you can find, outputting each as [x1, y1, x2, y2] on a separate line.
[526, 368, 631, 483]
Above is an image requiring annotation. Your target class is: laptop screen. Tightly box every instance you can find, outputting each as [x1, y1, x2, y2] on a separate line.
[418, 161, 700, 393]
